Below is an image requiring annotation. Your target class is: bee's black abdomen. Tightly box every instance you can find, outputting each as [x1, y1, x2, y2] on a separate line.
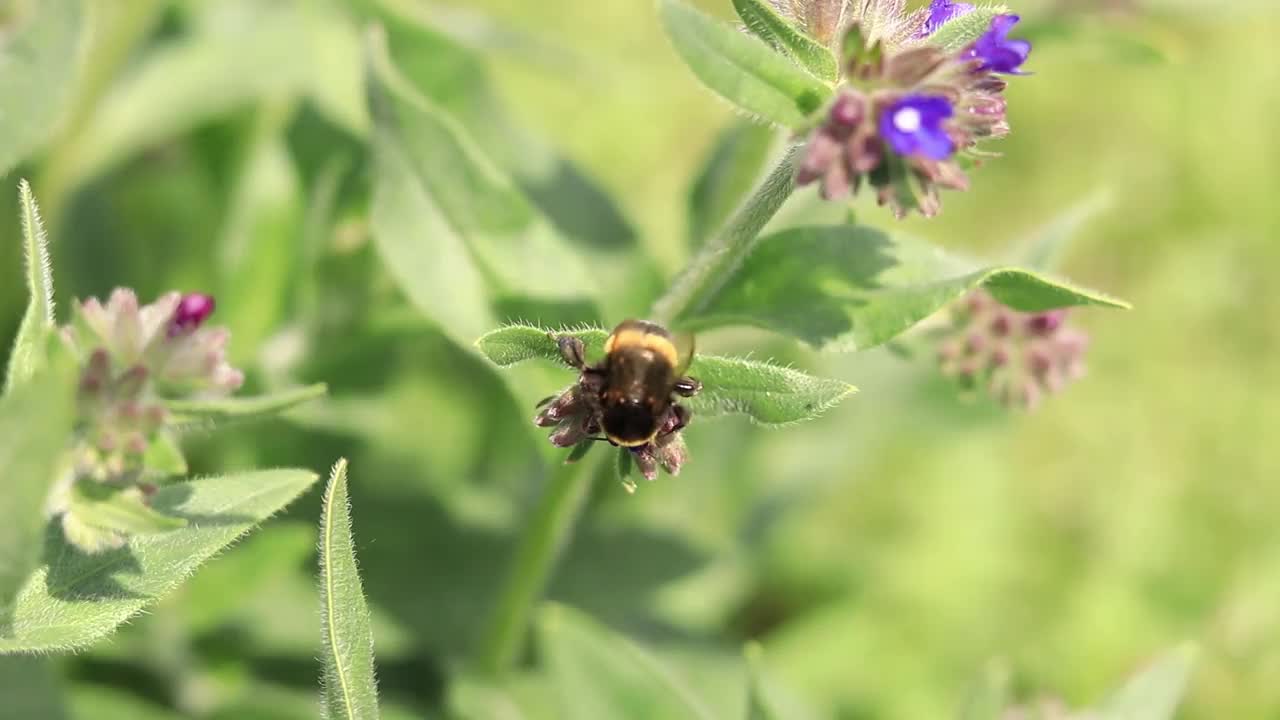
[601, 399, 659, 447]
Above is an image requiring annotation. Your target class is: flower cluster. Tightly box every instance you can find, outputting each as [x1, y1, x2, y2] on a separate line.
[935, 290, 1089, 411]
[54, 289, 243, 552]
[790, 0, 1032, 216]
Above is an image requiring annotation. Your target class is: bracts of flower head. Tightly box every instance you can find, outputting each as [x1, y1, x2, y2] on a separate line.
[793, 0, 1031, 217]
[935, 289, 1089, 411]
[53, 289, 244, 553]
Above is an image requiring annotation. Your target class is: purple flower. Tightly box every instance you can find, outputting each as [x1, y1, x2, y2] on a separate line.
[170, 293, 216, 336]
[879, 95, 956, 160]
[964, 14, 1031, 74]
[917, 0, 975, 38]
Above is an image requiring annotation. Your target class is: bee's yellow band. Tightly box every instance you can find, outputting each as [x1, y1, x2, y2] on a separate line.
[604, 329, 679, 367]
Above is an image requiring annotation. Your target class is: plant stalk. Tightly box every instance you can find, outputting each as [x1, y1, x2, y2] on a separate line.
[651, 145, 800, 325]
[474, 146, 801, 675]
[474, 457, 596, 674]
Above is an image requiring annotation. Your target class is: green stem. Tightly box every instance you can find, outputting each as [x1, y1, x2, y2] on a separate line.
[651, 145, 800, 325]
[473, 146, 800, 676]
[474, 457, 596, 674]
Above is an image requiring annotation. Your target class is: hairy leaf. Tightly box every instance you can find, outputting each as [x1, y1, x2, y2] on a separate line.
[0, 0, 83, 177]
[678, 225, 1129, 351]
[688, 121, 777, 249]
[658, 0, 831, 128]
[475, 325, 854, 425]
[4, 181, 57, 394]
[366, 27, 595, 341]
[928, 5, 1009, 51]
[0, 354, 75, 621]
[68, 484, 187, 535]
[1097, 644, 1196, 720]
[165, 383, 327, 424]
[733, 0, 839, 81]
[319, 460, 381, 720]
[539, 603, 717, 720]
[0, 469, 318, 653]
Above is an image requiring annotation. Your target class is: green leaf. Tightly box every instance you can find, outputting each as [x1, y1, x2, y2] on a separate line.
[615, 449, 635, 494]
[0, 656, 67, 720]
[658, 0, 832, 128]
[373, 9, 638, 252]
[1096, 644, 1197, 720]
[142, 431, 187, 478]
[165, 383, 327, 424]
[684, 355, 854, 426]
[745, 645, 819, 720]
[0, 351, 75, 620]
[0, 0, 84, 177]
[68, 483, 188, 535]
[1013, 191, 1112, 272]
[0, 469, 319, 653]
[732, 0, 839, 81]
[366, 27, 595, 342]
[538, 603, 717, 720]
[475, 325, 855, 425]
[49, 2, 362, 190]
[319, 459, 381, 720]
[677, 225, 1129, 351]
[4, 181, 57, 395]
[688, 121, 777, 248]
[928, 5, 1009, 51]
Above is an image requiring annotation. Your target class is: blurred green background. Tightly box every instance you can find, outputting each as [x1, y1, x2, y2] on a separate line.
[2, 0, 1278, 717]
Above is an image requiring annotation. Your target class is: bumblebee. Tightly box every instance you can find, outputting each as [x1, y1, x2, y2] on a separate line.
[554, 319, 701, 447]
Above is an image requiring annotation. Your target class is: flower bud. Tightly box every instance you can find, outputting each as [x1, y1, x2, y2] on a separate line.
[169, 293, 216, 336]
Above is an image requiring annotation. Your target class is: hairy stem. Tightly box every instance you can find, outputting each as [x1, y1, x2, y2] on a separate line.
[474, 145, 800, 676]
[652, 145, 800, 325]
[474, 458, 597, 674]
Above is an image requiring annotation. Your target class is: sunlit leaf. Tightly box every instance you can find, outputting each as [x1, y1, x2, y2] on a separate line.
[366, 27, 596, 342]
[928, 5, 1009, 51]
[1096, 644, 1197, 720]
[165, 383, 327, 424]
[732, 0, 839, 81]
[0, 351, 75, 618]
[658, 0, 832, 128]
[475, 325, 854, 425]
[688, 121, 777, 248]
[677, 225, 1129, 351]
[141, 431, 187, 478]
[68, 483, 187, 535]
[4, 181, 56, 394]
[0, 469, 319, 653]
[0, 0, 83, 177]
[319, 459, 381, 720]
[538, 603, 717, 720]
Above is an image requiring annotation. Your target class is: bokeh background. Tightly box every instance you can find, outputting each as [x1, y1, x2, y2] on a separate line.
[1, 0, 1277, 717]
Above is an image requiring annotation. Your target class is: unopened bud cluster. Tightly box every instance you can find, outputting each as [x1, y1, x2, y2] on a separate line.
[935, 290, 1088, 411]
[535, 380, 689, 492]
[54, 289, 243, 552]
[788, 0, 1032, 216]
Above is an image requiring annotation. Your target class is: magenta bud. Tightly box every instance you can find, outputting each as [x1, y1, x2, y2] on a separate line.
[1027, 310, 1066, 335]
[170, 293, 216, 336]
[964, 332, 986, 354]
[1026, 346, 1053, 377]
[989, 346, 1009, 368]
[989, 312, 1012, 337]
[829, 93, 862, 128]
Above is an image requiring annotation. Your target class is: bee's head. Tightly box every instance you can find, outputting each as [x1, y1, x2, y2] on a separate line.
[601, 398, 659, 447]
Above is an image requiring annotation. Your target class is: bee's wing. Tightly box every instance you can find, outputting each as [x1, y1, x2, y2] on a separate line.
[672, 330, 697, 377]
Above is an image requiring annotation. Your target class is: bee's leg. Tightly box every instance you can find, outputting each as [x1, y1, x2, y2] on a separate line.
[673, 376, 701, 397]
[661, 404, 692, 436]
[552, 334, 587, 370]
